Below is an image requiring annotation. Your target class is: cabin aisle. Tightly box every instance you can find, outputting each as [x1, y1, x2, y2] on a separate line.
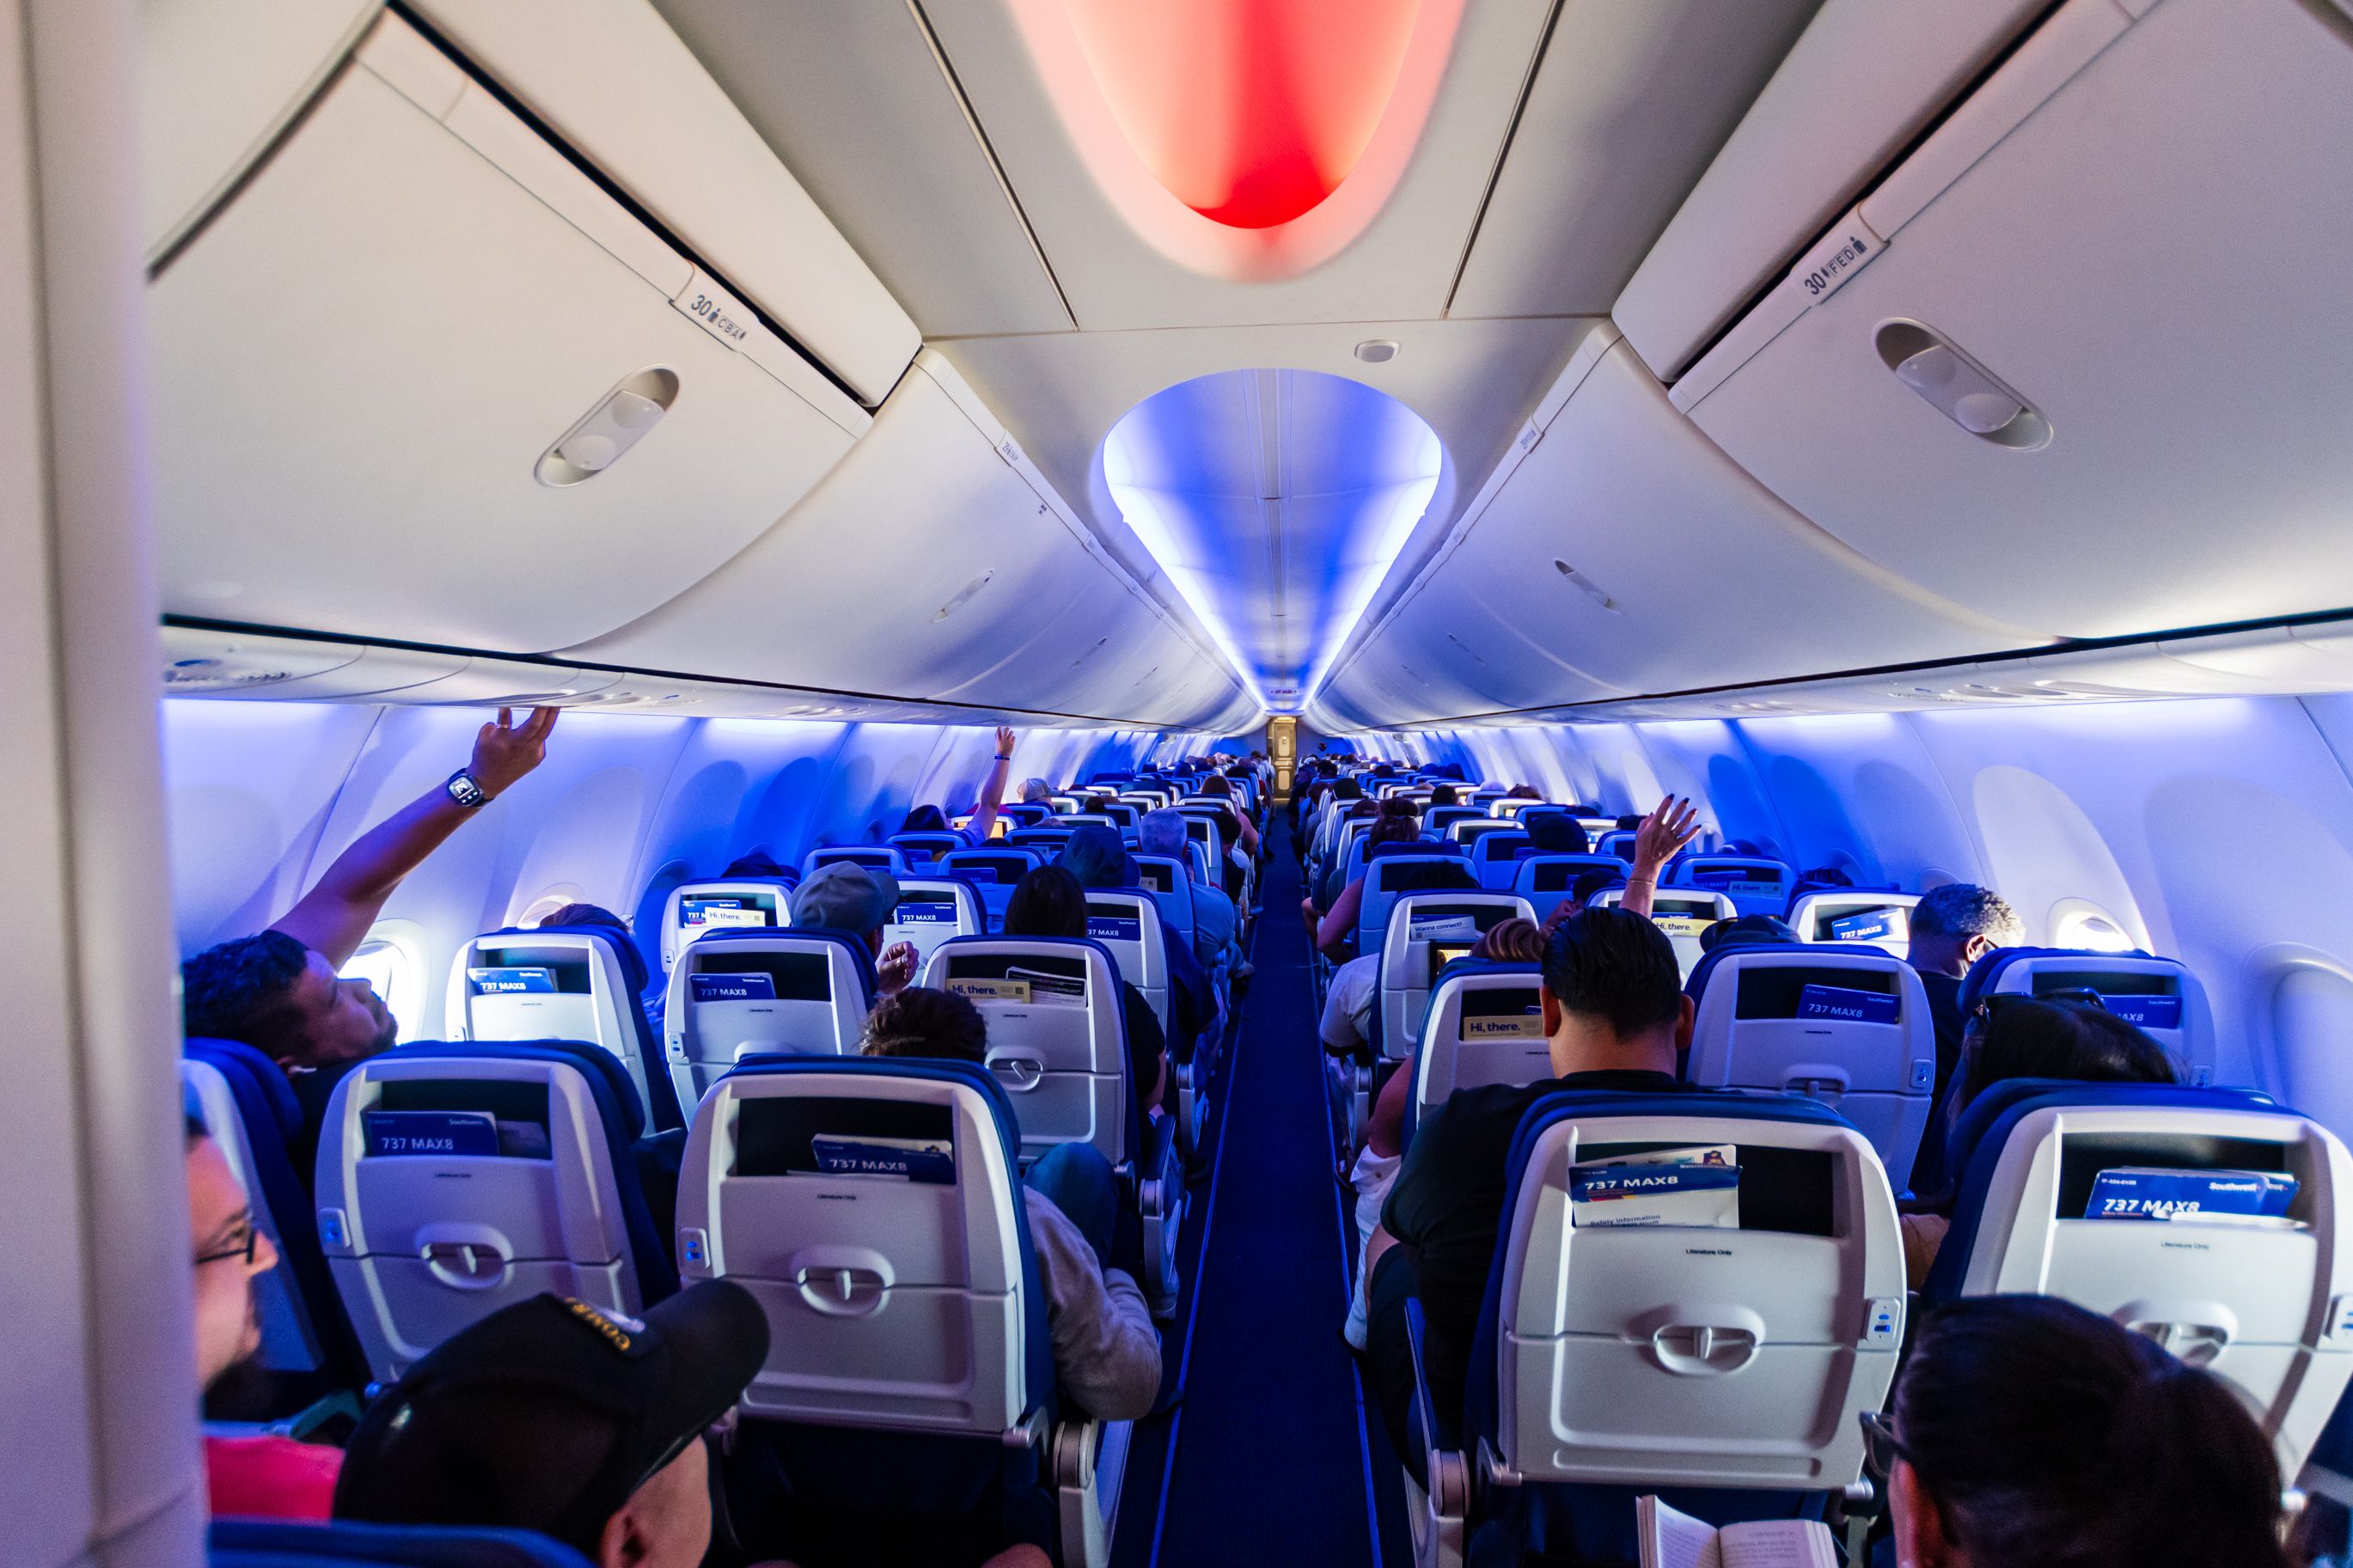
[1115, 816, 1412, 1567]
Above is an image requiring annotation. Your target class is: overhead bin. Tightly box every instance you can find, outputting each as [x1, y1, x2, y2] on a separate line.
[139, 0, 380, 259]
[405, 0, 919, 405]
[147, 13, 867, 656]
[1679, 0, 2353, 641]
[1319, 339, 2024, 728]
[1612, 0, 2052, 381]
[568, 352, 1248, 728]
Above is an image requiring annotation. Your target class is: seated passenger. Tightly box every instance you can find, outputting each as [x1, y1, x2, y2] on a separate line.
[1877, 1295, 2289, 1568]
[787, 862, 919, 997]
[1905, 884, 2026, 1104]
[1003, 865, 1170, 1118]
[180, 706, 559, 1166]
[1524, 812, 1590, 855]
[1505, 784, 1541, 801]
[1305, 804, 1425, 961]
[860, 988, 1162, 1421]
[1019, 777, 1053, 804]
[1796, 864, 1855, 889]
[1138, 808, 1240, 973]
[1362, 800, 1701, 1467]
[1697, 912, 1801, 953]
[1901, 997, 2179, 1284]
[723, 850, 791, 880]
[1055, 825, 1213, 1050]
[1429, 783, 1458, 808]
[189, 1115, 341, 1520]
[1340, 918, 1547, 1349]
[541, 900, 657, 1022]
[901, 725, 1019, 845]
[333, 1280, 767, 1567]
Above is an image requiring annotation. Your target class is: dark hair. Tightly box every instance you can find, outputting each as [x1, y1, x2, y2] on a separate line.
[1698, 914, 1800, 954]
[1914, 882, 2024, 943]
[1541, 908, 1684, 1038]
[1506, 784, 1541, 801]
[1896, 1296, 2288, 1568]
[722, 851, 786, 878]
[1615, 814, 1644, 831]
[1004, 866, 1087, 939]
[1526, 815, 1590, 854]
[186, 1111, 211, 1145]
[861, 986, 987, 1065]
[901, 803, 949, 835]
[1797, 865, 1855, 888]
[1367, 814, 1422, 852]
[1953, 998, 2180, 1112]
[541, 902, 626, 933]
[1199, 776, 1232, 797]
[1470, 918, 1546, 965]
[181, 930, 313, 1059]
[1570, 868, 1623, 908]
[1430, 784, 1458, 808]
[1332, 779, 1363, 802]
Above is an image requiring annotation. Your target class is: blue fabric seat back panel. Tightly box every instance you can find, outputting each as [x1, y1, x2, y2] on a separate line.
[379, 1040, 677, 1301]
[211, 1520, 593, 1567]
[1925, 1078, 2278, 1302]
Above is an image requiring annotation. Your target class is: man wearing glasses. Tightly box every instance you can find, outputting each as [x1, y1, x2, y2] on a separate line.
[187, 1115, 344, 1520]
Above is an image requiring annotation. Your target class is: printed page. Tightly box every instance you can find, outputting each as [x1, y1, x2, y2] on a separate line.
[1718, 1519, 1837, 1568]
[1639, 1497, 1722, 1568]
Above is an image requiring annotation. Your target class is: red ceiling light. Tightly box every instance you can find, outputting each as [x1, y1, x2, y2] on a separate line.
[1060, 0, 1422, 230]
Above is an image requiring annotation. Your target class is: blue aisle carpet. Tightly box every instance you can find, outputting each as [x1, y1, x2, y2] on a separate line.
[1111, 816, 1412, 1567]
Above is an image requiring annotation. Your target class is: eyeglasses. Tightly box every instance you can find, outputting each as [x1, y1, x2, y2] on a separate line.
[196, 1219, 260, 1268]
[1858, 1409, 1916, 1482]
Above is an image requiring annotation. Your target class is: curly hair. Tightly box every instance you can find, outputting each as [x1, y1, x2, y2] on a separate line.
[180, 930, 313, 1058]
[861, 985, 987, 1065]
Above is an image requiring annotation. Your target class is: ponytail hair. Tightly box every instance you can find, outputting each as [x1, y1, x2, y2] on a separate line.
[1896, 1296, 2288, 1568]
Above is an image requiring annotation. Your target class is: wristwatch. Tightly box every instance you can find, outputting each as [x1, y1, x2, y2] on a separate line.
[444, 769, 491, 810]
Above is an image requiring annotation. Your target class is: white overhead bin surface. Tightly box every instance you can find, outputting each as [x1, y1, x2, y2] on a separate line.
[409, 0, 920, 405]
[139, 0, 382, 259]
[1683, 0, 2353, 640]
[568, 352, 1247, 728]
[1613, 0, 2050, 381]
[148, 14, 864, 656]
[1320, 341, 2025, 728]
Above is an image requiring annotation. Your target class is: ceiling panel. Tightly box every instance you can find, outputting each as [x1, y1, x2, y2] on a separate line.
[1448, 0, 1822, 317]
[919, 0, 1556, 329]
[649, 0, 1072, 337]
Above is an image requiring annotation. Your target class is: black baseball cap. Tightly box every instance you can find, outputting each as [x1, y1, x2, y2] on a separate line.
[334, 1282, 769, 1553]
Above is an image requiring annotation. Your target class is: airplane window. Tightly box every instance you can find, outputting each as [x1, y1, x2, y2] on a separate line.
[2052, 906, 2139, 955]
[339, 932, 421, 1043]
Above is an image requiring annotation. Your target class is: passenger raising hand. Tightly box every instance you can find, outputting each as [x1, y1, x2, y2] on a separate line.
[1623, 795, 1703, 918]
[471, 705, 559, 797]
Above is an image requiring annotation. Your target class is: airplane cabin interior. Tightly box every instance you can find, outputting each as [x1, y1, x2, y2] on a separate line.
[11, 2, 2353, 1565]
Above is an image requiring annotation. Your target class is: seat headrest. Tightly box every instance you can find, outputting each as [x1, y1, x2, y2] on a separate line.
[1431, 957, 1543, 989]
[1681, 940, 1825, 1006]
[1371, 838, 1464, 861]
[185, 1036, 305, 1141]
[383, 1039, 650, 1143]
[1958, 944, 2165, 1013]
[522, 922, 651, 998]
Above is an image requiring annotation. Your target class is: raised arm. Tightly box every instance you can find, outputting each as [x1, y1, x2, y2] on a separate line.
[1316, 876, 1368, 959]
[271, 707, 558, 967]
[1617, 794, 1702, 920]
[964, 725, 1018, 843]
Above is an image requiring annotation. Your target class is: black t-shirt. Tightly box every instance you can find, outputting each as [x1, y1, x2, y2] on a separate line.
[1382, 1069, 1689, 1435]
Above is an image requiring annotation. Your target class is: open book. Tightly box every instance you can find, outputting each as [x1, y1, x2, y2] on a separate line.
[1638, 1497, 1836, 1568]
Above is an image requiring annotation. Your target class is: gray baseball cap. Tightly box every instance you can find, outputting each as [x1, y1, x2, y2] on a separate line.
[789, 859, 901, 936]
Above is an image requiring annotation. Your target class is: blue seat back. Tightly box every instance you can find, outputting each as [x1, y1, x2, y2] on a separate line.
[1372, 892, 1536, 1061]
[802, 845, 908, 879]
[1669, 856, 1797, 918]
[676, 1056, 1053, 1436]
[938, 847, 1042, 931]
[1466, 1091, 1901, 1519]
[661, 878, 795, 973]
[1684, 943, 1937, 1191]
[1785, 889, 1917, 955]
[920, 936, 1134, 1168]
[881, 876, 986, 968]
[1512, 853, 1630, 923]
[315, 1040, 675, 1384]
[1131, 854, 1196, 952]
[663, 928, 878, 1110]
[211, 1519, 594, 1567]
[1356, 854, 1482, 954]
[889, 832, 968, 868]
[1926, 1078, 2350, 1473]
[1959, 945, 2219, 1085]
